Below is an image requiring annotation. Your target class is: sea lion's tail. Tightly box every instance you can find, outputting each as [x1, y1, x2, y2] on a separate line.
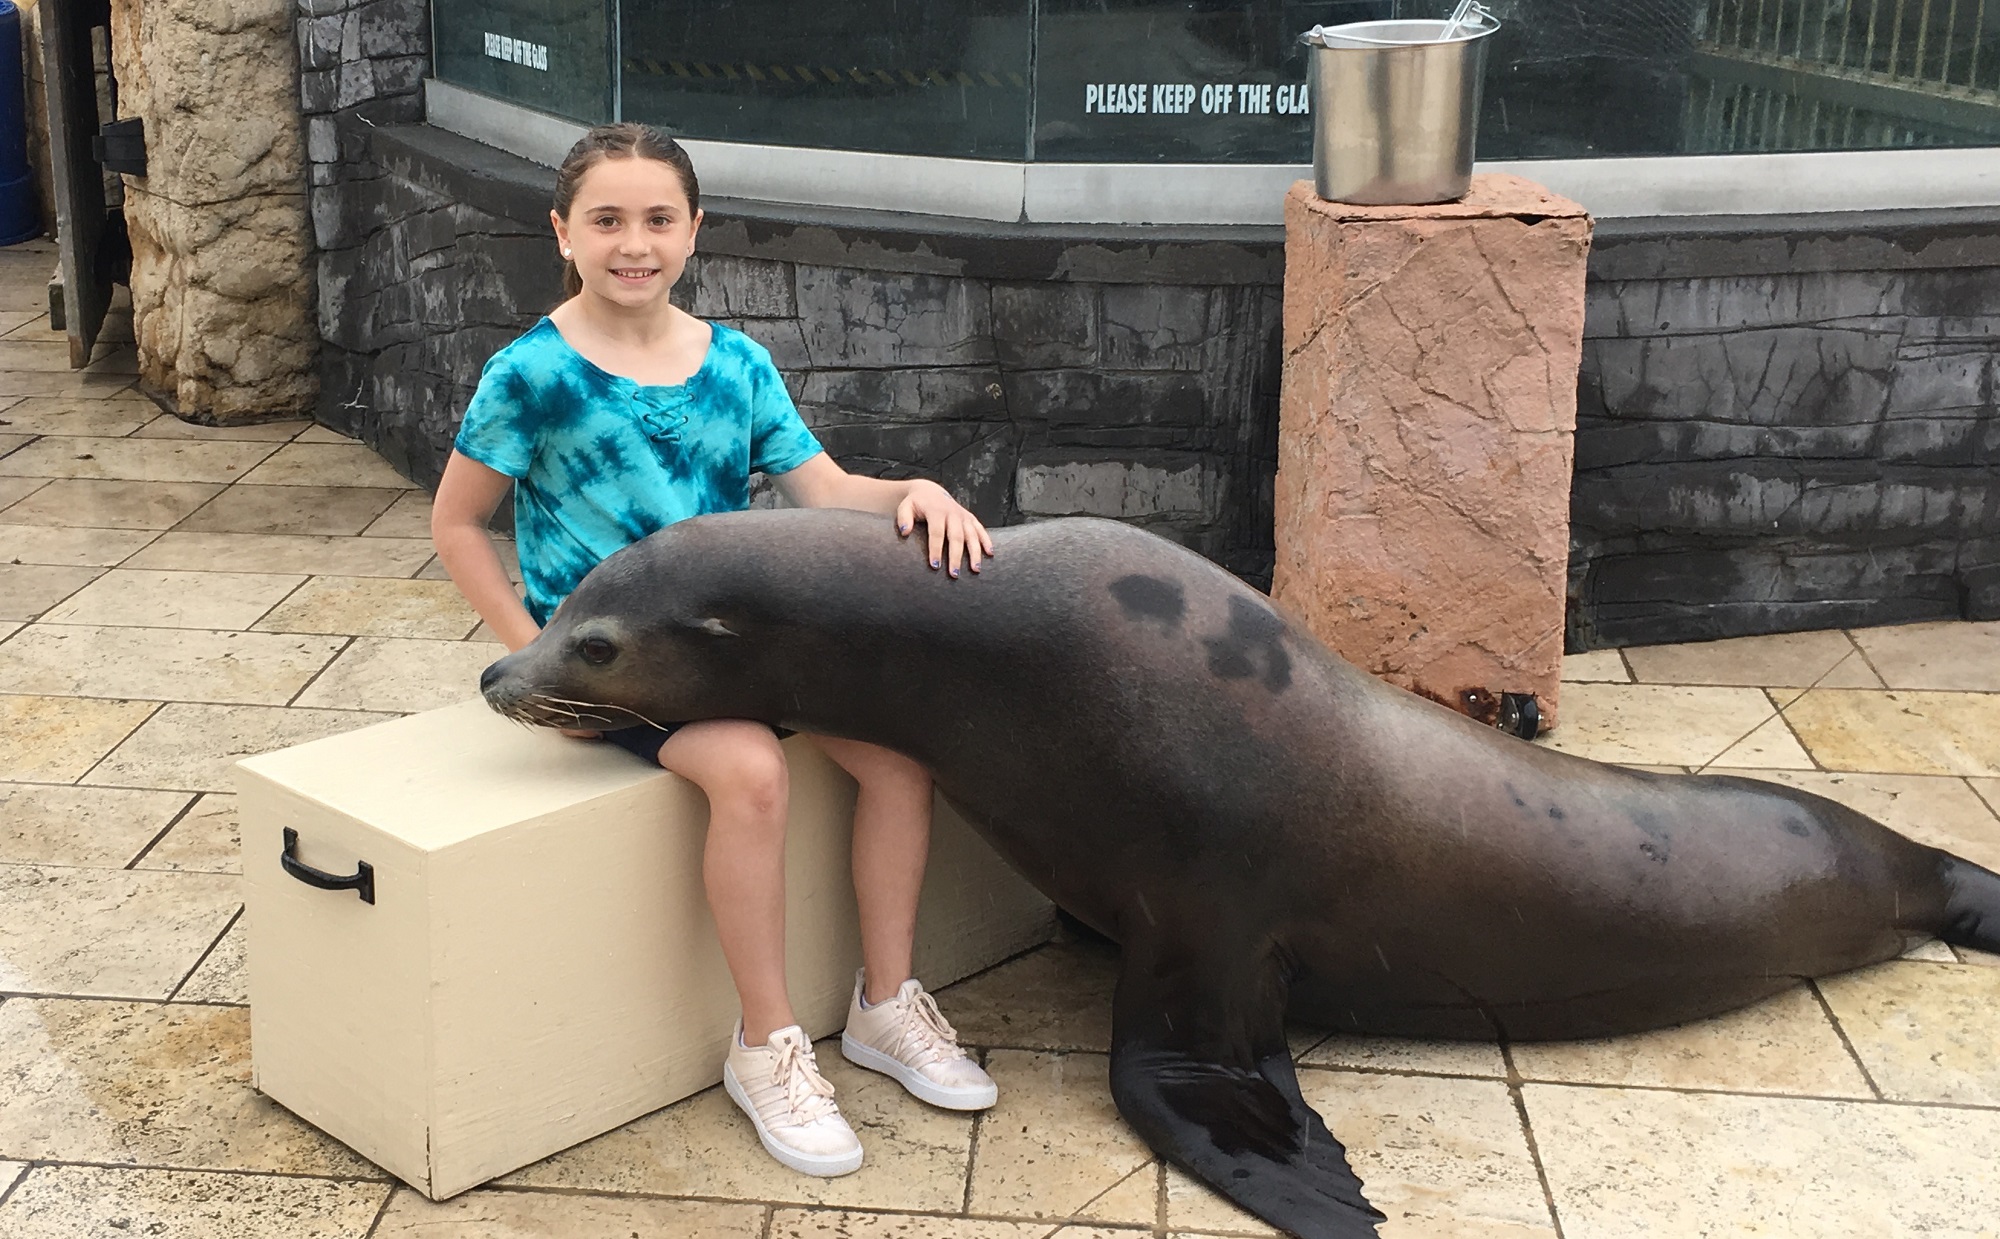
[1938, 854, 2000, 955]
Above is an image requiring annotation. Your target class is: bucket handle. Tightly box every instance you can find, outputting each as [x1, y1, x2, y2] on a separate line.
[1300, 7, 1498, 47]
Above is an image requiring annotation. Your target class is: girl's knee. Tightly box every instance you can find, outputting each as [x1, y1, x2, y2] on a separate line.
[853, 744, 932, 804]
[666, 723, 790, 823]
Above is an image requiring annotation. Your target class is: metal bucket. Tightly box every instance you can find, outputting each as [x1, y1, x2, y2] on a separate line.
[1301, 11, 1500, 206]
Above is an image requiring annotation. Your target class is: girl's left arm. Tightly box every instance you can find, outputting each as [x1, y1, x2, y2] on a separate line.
[775, 453, 994, 577]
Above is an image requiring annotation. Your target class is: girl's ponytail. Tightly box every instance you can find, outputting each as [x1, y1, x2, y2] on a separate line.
[552, 123, 701, 304]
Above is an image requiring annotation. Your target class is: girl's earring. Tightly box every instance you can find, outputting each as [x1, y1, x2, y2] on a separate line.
[561, 248, 572, 258]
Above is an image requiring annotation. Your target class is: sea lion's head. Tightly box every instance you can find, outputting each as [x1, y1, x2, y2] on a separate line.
[478, 514, 797, 733]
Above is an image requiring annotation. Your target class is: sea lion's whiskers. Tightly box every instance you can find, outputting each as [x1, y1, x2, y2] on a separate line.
[538, 695, 671, 731]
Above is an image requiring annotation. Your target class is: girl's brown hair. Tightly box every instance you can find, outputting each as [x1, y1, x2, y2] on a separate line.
[553, 123, 701, 299]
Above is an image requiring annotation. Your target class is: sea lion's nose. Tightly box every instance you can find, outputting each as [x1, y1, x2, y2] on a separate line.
[479, 658, 507, 696]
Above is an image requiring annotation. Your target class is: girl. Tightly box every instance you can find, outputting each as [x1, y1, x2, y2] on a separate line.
[430, 123, 998, 1179]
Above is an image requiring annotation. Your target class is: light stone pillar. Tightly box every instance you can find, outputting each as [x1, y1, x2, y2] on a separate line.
[109, 0, 316, 420]
[1273, 176, 1592, 728]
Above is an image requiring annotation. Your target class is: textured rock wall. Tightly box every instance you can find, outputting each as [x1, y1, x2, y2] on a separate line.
[1274, 177, 1592, 723]
[312, 122, 1287, 582]
[107, 0, 315, 420]
[15, 0, 55, 234]
[1572, 215, 2000, 647]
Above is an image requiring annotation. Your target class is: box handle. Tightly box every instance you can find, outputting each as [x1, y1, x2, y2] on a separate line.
[281, 827, 376, 905]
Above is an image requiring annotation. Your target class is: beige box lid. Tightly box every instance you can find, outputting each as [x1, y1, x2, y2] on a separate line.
[235, 698, 666, 851]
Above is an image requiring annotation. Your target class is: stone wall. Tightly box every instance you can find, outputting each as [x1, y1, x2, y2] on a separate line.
[1571, 214, 2000, 647]
[306, 111, 2000, 637]
[312, 122, 1287, 582]
[106, 0, 316, 420]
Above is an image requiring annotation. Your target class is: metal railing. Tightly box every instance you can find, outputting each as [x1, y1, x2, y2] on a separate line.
[1702, 0, 1997, 95]
[1693, 0, 2000, 148]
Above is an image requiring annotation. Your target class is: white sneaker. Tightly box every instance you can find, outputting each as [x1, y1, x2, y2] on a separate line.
[722, 1022, 863, 1177]
[841, 971, 997, 1111]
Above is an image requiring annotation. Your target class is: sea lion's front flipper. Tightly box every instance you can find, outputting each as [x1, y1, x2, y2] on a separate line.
[1107, 944, 1384, 1238]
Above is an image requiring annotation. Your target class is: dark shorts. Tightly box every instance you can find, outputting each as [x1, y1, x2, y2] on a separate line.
[601, 722, 794, 766]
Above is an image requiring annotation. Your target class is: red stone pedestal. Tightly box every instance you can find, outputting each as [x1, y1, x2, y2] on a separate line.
[1273, 175, 1592, 728]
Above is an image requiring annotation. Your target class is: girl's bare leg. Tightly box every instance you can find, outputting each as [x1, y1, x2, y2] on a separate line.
[813, 735, 933, 1005]
[659, 719, 795, 1043]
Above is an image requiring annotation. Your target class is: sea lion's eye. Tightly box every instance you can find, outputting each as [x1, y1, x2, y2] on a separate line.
[577, 637, 617, 665]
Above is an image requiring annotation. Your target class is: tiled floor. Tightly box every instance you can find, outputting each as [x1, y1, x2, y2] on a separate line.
[3, 246, 1999, 1238]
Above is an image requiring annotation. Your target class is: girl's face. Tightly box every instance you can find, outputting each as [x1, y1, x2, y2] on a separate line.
[552, 156, 702, 310]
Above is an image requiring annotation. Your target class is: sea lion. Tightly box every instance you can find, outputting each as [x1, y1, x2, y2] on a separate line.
[478, 509, 2000, 1239]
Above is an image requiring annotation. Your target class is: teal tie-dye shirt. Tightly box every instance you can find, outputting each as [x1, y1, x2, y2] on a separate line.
[455, 318, 823, 624]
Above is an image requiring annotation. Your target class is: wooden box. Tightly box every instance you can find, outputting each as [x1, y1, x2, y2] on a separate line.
[234, 699, 1054, 1199]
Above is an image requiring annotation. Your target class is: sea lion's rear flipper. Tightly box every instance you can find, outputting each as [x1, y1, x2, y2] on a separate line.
[1940, 854, 2000, 954]
[1108, 946, 1385, 1238]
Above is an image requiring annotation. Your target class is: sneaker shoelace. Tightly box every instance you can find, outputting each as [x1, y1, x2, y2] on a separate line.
[895, 988, 971, 1070]
[771, 1036, 840, 1124]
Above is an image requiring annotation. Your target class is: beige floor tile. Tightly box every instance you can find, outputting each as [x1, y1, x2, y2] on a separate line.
[0, 371, 138, 399]
[1699, 711, 1816, 770]
[0, 564, 101, 620]
[968, 1050, 1152, 1222]
[0, 1001, 377, 1175]
[0, 478, 224, 529]
[0, 1160, 18, 1196]
[377, 1189, 766, 1239]
[0, 523, 157, 567]
[1622, 630, 1869, 688]
[176, 485, 402, 537]
[0, 693, 156, 782]
[174, 918, 246, 1004]
[360, 491, 434, 538]
[88, 704, 396, 793]
[0, 621, 15, 644]
[1958, 946, 2000, 968]
[254, 577, 480, 640]
[0, 395, 157, 436]
[238, 443, 417, 489]
[1301, 1071, 1555, 1239]
[769, 1212, 1139, 1239]
[467, 622, 502, 644]
[0, 309, 39, 334]
[293, 638, 503, 713]
[293, 424, 357, 444]
[1902, 937, 1958, 962]
[41, 569, 304, 630]
[0, 436, 275, 483]
[125, 531, 435, 577]
[1974, 777, 2000, 817]
[941, 940, 1118, 1053]
[132, 417, 311, 442]
[1524, 1082, 2000, 1238]
[500, 1039, 973, 1211]
[1509, 984, 1868, 1097]
[0, 433, 29, 457]
[0, 1165, 387, 1239]
[1851, 619, 2000, 692]
[1817, 960, 2000, 1105]
[1702, 769, 2000, 871]
[1559, 649, 1627, 683]
[0, 784, 193, 867]
[1, 313, 59, 341]
[0, 476, 46, 508]
[1535, 683, 1779, 767]
[134, 794, 240, 872]
[1298, 1036, 1507, 1079]
[0, 625, 344, 706]
[1783, 689, 2000, 776]
[0, 340, 93, 371]
[1165, 1165, 1278, 1235]
[0, 866, 238, 998]
[85, 347, 140, 376]
[1076, 1163, 1161, 1225]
